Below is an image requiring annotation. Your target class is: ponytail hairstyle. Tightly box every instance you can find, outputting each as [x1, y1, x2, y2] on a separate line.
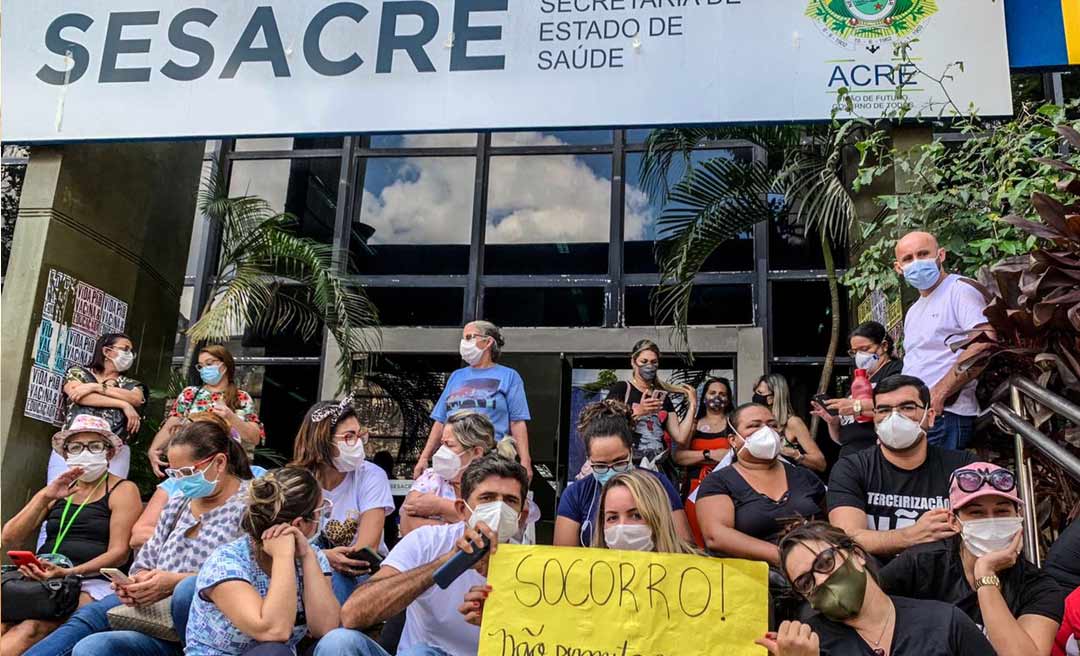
[850, 321, 895, 358]
[592, 470, 700, 555]
[167, 419, 252, 480]
[243, 467, 322, 543]
[290, 400, 361, 472]
[198, 345, 240, 410]
[467, 320, 505, 362]
[578, 400, 634, 456]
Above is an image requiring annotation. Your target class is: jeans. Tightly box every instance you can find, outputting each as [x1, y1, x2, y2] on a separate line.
[925, 411, 974, 450]
[314, 629, 453, 656]
[331, 571, 369, 605]
[27, 574, 197, 656]
[243, 643, 295, 655]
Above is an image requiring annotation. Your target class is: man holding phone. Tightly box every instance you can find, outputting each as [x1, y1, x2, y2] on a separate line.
[315, 454, 529, 656]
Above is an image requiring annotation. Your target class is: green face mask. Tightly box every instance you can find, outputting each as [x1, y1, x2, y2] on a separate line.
[808, 555, 868, 621]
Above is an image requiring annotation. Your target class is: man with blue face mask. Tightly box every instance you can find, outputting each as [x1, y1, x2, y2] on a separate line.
[894, 231, 994, 450]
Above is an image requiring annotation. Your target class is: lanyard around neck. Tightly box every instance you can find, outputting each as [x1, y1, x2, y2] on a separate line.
[51, 474, 107, 556]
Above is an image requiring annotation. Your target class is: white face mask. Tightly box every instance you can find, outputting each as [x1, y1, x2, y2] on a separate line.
[109, 349, 135, 372]
[66, 450, 109, 482]
[332, 441, 366, 472]
[739, 425, 782, 461]
[432, 445, 464, 480]
[467, 500, 520, 543]
[875, 408, 927, 450]
[960, 517, 1024, 557]
[854, 351, 879, 371]
[459, 338, 487, 366]
[604, 523, 654, 552]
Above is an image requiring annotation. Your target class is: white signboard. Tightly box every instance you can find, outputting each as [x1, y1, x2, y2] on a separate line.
[2, 0, 1012, 142]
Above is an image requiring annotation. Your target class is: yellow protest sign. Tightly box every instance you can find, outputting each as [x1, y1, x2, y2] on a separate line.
[478, 545, 769, 656]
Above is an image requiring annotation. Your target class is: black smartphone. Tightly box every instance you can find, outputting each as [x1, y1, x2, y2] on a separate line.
[348, 546, 383, 573]
[813, 393, 839, 416]
[433, 534, 491, 589]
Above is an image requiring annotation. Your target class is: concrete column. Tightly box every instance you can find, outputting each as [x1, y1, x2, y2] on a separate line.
[1, 141, 204, 518]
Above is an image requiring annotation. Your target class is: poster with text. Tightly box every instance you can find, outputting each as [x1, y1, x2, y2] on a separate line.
[72, 282, 105, 334]
[25, 365, 65, 424]
[100, 294, 129, 335]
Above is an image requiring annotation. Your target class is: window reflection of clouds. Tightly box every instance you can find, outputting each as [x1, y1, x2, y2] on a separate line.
[359, 156, 475, 246]
[370, 133, 477, 149]
[491, 130, 611, 146]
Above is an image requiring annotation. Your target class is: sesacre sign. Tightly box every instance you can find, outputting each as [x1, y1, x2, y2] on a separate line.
[2, 0, 1012, 143]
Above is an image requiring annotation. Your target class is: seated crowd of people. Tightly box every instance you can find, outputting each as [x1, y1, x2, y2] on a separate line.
[3, 273, 1080, 655]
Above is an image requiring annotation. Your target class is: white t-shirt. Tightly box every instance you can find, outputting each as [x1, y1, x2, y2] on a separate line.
[384, 522, 483, 656]
[901, 274, 988, 416]
[322, 461, 395, 554]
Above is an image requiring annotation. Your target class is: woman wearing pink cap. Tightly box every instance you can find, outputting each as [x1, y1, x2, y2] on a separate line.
[1, 415, 141, 655]
[880, 462, 1065, 656]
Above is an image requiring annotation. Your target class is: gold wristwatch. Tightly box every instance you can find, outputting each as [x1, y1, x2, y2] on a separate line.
[974, 575, 1000, 591]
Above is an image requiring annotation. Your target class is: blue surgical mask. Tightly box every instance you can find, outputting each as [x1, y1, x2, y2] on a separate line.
[902, 258, 941, 291]
[175, 462, 220, 499]
[199, 365, 224, 385]
[593, 469, 617, 486]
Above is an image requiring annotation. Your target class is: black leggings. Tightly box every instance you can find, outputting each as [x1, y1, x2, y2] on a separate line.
[242, 644, 293, 656]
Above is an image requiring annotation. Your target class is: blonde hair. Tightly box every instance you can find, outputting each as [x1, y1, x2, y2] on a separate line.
[591, 470, 701, 555]
[629, 339, 683, 395]
[243, 467, 321, 543]
[759, 373, 793, 428]
[446, 411, 518, 461]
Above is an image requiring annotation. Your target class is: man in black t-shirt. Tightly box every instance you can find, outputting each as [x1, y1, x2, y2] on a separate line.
[880, 462, 1063, 656]
[828, 375, 974, 558]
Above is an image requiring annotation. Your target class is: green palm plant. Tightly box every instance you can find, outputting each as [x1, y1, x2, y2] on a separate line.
[184, 166, 380, 392]
[640, 123, 864, 408]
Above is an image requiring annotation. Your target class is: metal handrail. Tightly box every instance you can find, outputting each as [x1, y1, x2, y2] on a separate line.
[990, 377, 1080, 565]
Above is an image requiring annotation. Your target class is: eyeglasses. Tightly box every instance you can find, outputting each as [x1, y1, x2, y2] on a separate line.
[333, 430, 369, 447]
[873, 402, 925, 419]
[590, 458, 633, 476]
[791, 546, 845, 596]
[846, 347, 878, 357]
[64, 441, 108, 456]
[194, 361, 221, 371]
[308, 499, 334, 524]
[951, 468, 1015, 494]
[164, 454, 219, 479]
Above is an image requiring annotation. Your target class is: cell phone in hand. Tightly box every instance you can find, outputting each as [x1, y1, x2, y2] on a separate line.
[100, 567, 132, 585]
[812, 393, 839, 416]
[7, 551, 42, 568]
[649, 389, 669, 404]
[347, 547, 383, 573]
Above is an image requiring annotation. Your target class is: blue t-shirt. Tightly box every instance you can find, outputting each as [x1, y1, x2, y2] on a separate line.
[431, 364, 530, 440]
[557, 470, 684, 547]
[186, 537, 332, 656]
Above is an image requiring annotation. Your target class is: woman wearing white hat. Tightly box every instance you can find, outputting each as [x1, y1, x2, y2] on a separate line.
[1, 415, 141, 656]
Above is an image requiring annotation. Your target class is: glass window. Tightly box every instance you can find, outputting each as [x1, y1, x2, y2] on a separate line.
[364, 287, 464, 327]
[484, 287, 604, 327]
[369, 133, 477, 149]
[624, 149, 754, 274]
[186, 160, 213, 278]
[768, 216, 849, 270]
[772, 281, 849, 357]
[625, 129, 653, 144]
[485, 154, 612, 275]
[354, 157, 476, 275]
[491, 130, 612, 147]
[625, 284, 753, 326]
[228, 158, 341, 244]
[234, 137, 343, 151]
[2, 155, 28, 277]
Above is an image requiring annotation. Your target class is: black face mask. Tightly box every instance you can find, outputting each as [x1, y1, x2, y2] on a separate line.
[752, 393, 770, 406]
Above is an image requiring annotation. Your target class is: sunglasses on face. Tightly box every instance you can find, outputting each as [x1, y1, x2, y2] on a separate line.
[590, 458, 633, 476]
[791, 546, 848, 596]
[64, 441, 109, 456]
[164, 454, 219, 479]
[950, 468, 1015, 494]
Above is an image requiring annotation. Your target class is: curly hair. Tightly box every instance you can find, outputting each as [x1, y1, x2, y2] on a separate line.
[577, 400, 634, 454]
